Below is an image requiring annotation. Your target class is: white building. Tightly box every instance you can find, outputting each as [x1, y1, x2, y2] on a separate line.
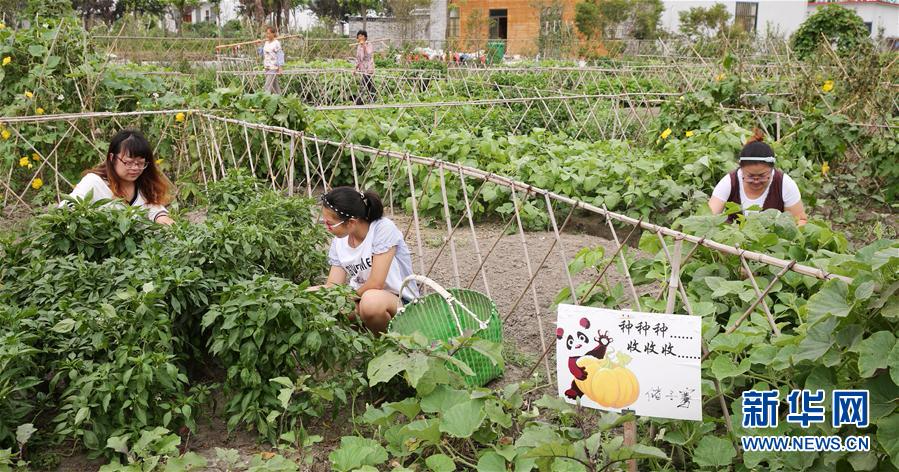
[809, 0, 899, 39]
[660, 1, 809, 38]
[660, 0, 898, 40]
[167, 0, 319, 31]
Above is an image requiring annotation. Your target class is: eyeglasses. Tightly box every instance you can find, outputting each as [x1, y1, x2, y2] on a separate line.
[742, 171, 771, 183]
[116, 156, 149, 170]
[319, 217, 348, 230]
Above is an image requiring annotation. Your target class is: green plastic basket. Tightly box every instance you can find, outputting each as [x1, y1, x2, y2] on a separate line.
[388, 275, 503, 387]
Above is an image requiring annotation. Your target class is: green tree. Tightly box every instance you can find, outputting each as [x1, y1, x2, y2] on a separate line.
[574, 1, 601, 40]
[791, 4, 871, 58]
[575, 0, 663, 40]
[340, 0, 384, 30]
[678, 3, 730, 40]
[630, 0, 663, 39]
[25, 0, 74, 18]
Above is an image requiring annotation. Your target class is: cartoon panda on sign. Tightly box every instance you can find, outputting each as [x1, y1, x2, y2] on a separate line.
[557, 317, 639, 408]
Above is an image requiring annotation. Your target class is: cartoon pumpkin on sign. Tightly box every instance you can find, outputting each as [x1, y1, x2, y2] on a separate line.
[558, 317, 639, 409]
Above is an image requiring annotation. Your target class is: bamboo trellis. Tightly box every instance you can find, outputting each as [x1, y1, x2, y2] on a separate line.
[1, 110, 856, 460]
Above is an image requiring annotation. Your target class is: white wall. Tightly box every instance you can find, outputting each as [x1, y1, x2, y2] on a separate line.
[809, 2, 899, 38]
[758, 1, 808, 36]
[661, 1, 808, 37]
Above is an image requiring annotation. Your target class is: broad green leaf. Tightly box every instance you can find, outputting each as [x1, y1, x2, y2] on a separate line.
[328, 436, 387, 471]
[400, 418, 441, 444]
[516, 424, 561, 448]
[28, 44, 47, 56]
[15, 424, 36, 446]
[439, 399, 486, 438]
[270, 377, 294, 389]
[711, 355, 751, 380]
[794, 315, 838, 363]
[877, 414, 899, 468]
[470, 339, 505, 368]
[277, 387, 294, 410]
[867, 374, 899, 420]
[608, 443, 669, 461]
[421, 386, 470, 413]
[854, 280, 875, 301]
[846, 451, 879, 471]
[485, 400, 512, 428]
[404, 352, 431, 388]
[855, 331, 896, 378]
[51, 318, 76, 333]
[425, 454, 456, 472]
[74, 407, 90, 425]
[164, 452, 207, 471]
[368, 351, 410, 386]
[383, 397, 421, 419]
[106, 435, 129, 454]
[476, 452, 506, 472]
[890, 341, 899, 387]
[692, 436, 736, 468]
[806, 279, 850, 322]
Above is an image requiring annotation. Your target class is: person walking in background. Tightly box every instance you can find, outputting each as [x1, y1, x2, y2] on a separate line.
[354, 30, 376, 105]
[261, 26, 284, 94]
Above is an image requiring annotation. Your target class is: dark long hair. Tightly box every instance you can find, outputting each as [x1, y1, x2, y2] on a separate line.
[739, 128, 775, 168]
[321, 186, 384, 222]
[86, 129, 172, 205]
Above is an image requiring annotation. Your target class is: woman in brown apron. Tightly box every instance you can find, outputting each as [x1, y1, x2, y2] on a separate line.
[708, 129, 808, 226]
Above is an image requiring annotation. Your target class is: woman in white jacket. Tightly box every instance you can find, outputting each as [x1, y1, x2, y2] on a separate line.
[65, 129, 174, 225]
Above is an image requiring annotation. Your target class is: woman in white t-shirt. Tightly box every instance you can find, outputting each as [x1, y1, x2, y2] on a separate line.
[708, 129, 807, 226]
[64, 129, 174, 225]
[319, 186, 418, 332]
[261, 26, 283, 94]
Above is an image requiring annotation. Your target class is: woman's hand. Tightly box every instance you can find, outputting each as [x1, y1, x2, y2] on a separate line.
[155, 215, 175, 226]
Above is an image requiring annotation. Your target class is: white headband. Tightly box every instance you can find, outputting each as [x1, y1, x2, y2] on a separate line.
[740, 156, 776, 163]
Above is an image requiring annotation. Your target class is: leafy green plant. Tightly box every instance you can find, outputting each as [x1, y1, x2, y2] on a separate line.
[562, 211, 898, 470]
[791, 5, 872, 59]
[333, 332, 669, 470]
[100, 427, 206, 471]
[201, 277, 373, 441]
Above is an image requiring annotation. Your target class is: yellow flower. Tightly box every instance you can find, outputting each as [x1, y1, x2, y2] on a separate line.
[0, 22, 5, 29]
[24, 91, 33, 99]
[685, 130, 694, 138]
[821, 161, 830, 176]
[19, 156, 29, 167]
[27, 163, 32, 169]
[660, 128, 672, 140]
[715, 73, 726, 82]
[1, 129, 10, 140]
[822, 80, 834, 93]
[1, 57, 10, 66]
[155, 159, 163, 166]
[35, 107, 44, 115]
[32, 153, 40, 161]
[175, 112, 185, 122]
[31, 178, 43, 190]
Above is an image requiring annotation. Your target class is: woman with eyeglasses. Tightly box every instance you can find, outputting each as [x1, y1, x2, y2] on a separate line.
[64, 129, 174, 225]
[317, 186, 418, 332]
[708, 129, 807, 226]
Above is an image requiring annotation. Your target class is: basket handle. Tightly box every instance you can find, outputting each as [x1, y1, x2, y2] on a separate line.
[400, 274, 490, 334]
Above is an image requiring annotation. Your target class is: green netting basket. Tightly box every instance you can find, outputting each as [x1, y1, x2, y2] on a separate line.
[388, 275, 503, 387]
